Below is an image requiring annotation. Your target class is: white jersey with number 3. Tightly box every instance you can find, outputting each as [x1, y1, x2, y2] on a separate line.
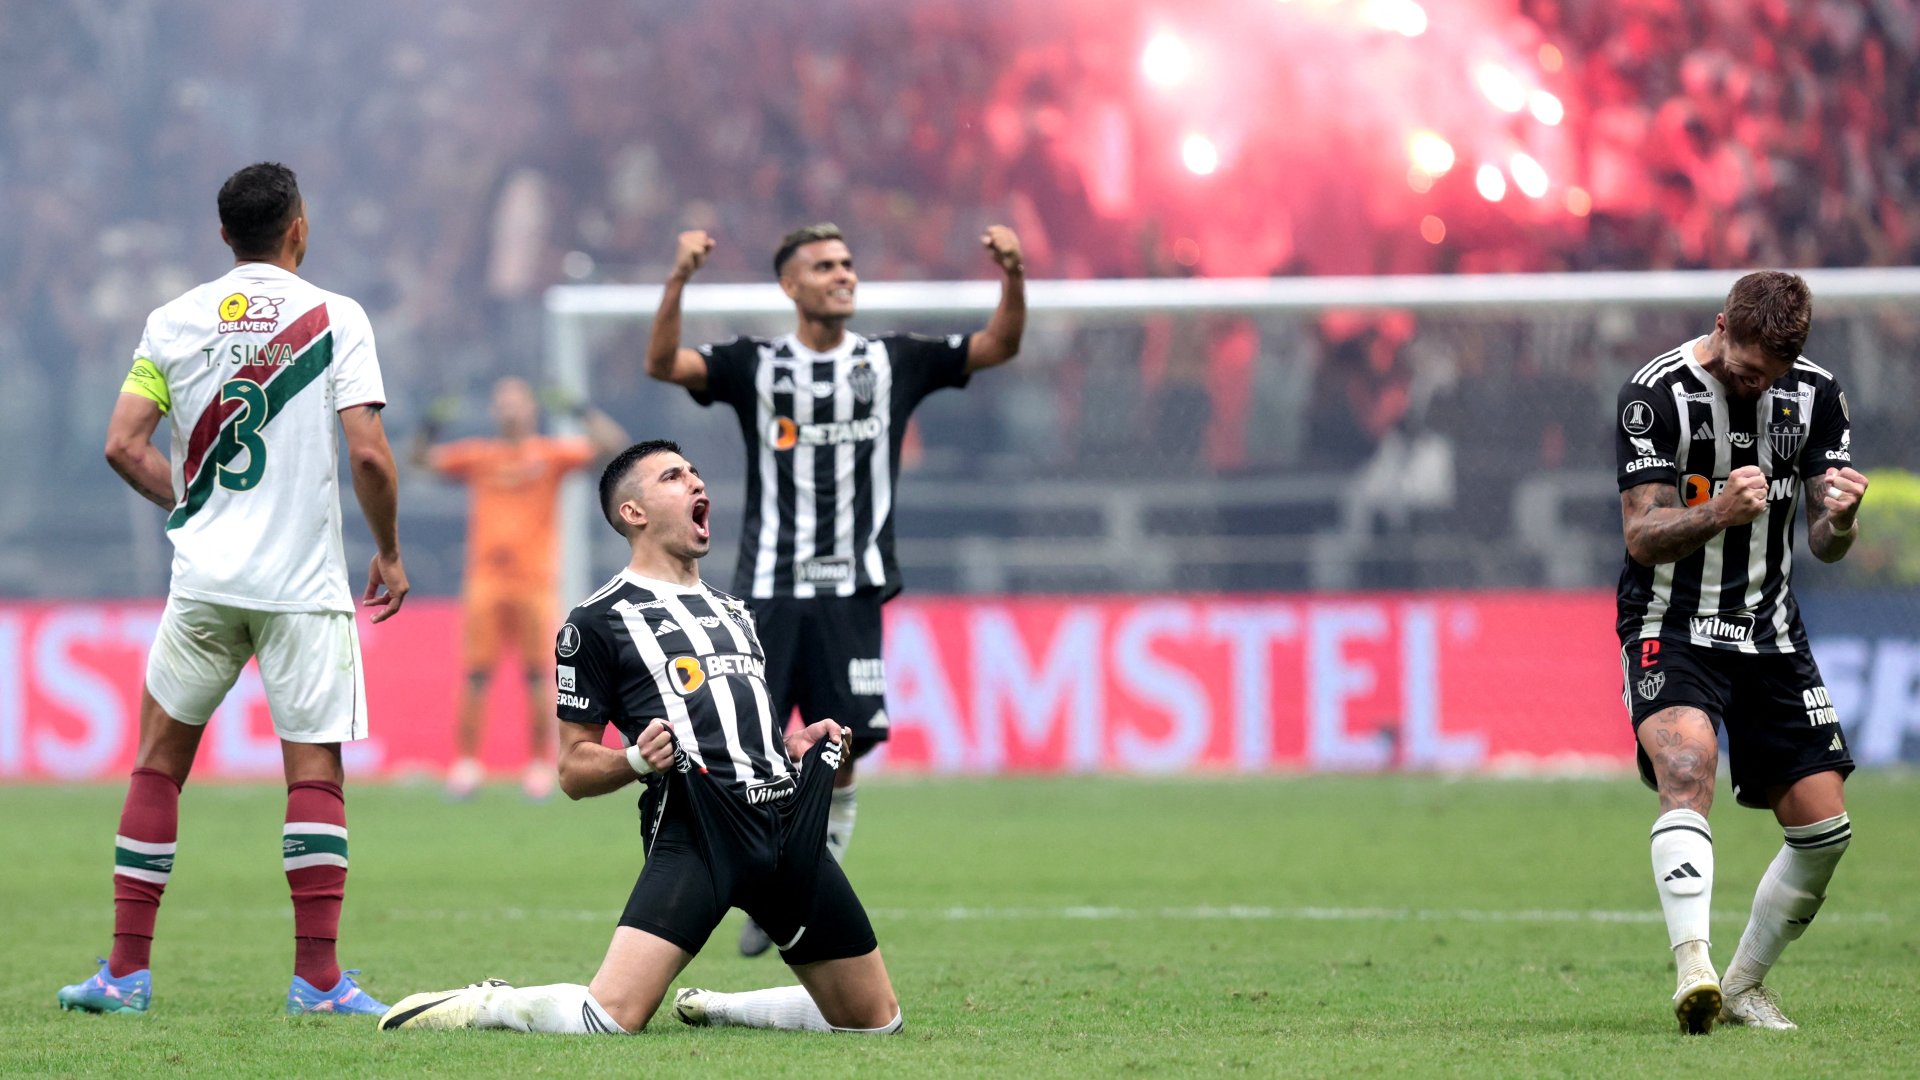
[125, 263, 385, 613]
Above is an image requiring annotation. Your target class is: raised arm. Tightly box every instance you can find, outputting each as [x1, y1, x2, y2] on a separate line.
[1806, 466, 1867, 563]
[581, 405, 630, 458]
[644, 230, 715, 391]
[407, 394, 462, 473]
[1621, 467, 1766, 566]
[104, 393, 174, 510]
[966, 224, 1026, 373]
[339, 404, 408, 622]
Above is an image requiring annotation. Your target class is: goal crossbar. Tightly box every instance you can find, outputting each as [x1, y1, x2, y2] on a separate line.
[546, 267, 1920, 320]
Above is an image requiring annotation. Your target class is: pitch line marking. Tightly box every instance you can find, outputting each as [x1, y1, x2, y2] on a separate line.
[165, 904, 1892, 926]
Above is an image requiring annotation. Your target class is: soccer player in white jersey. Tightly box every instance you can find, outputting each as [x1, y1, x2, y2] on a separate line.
[58, 162, 408, 1017]
[380, 441, 901, 1037]
[1614, 271, 1869, 1033]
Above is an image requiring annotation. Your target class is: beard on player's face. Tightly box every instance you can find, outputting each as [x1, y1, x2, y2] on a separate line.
[1716, 341, 1790, 401]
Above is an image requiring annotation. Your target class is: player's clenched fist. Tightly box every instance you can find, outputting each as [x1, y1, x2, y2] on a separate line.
[672, 230, 715, 281]
[1823, 466, 1868, 525]
[625, 717, 678, 776]
[1711, 464, 1770, 527]
[785, 718, 850, 761]
[981, 225, 1023, 276]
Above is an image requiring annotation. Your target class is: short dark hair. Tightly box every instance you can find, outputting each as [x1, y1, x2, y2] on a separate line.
[773, 223, 847, 277]
[1723, 271, 1812, 365]
[599, 439, 683, 535]
[218, 162, 302, 259]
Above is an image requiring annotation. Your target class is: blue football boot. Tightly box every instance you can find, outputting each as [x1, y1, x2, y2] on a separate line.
[57, 959, 151, 1015]
[287, 969, 388, 1016]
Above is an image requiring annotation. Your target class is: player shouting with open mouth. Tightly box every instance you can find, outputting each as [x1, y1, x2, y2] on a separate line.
[381, 440, 900, 1036]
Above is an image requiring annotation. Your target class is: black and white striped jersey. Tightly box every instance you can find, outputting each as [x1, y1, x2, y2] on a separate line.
[1614, 336, 1852, 653]
[691, 330, 971, 601]
[555, 570, 795, 800]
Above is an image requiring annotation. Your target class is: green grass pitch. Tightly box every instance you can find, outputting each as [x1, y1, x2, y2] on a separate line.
[2, 774, 1916, 1077]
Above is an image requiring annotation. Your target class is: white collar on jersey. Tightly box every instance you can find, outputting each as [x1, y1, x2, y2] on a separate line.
[1684, 334, 1726, 392]
[781, 331, 862, 361]
[230, 261, 301, 281]
[619, 568, 710, 595]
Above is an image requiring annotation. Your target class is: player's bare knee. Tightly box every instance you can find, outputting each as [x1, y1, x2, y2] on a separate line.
[828, 994, 897, 1031]
[585, 982, 652, 1033]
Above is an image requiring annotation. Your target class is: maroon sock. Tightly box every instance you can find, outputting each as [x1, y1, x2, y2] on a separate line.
[110, 768, 182, 977]
[284, 780, 347, 991]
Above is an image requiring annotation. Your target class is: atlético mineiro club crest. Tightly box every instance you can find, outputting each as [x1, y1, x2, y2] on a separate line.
[1638, 672, 1666, 701]
[1767, 389, 1811, 460]
[848, 361, 877, 404]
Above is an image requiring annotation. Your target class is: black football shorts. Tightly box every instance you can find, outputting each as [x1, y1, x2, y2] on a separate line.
[1621, 637, 1853, 809]
[618, 737, 877, 965]
[750, 589, 889, 759]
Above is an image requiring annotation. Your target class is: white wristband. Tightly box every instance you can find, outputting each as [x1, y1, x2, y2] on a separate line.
[1829, 517, 1856, 538]
[625, 743, 658, 777]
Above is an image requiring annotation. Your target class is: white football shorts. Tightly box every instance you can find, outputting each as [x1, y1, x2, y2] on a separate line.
[145, 595, 369, 743]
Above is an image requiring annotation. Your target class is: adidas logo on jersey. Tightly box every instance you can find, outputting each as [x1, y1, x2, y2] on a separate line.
[1693, 421, 1714, 441]
[655, 621, 680, 638]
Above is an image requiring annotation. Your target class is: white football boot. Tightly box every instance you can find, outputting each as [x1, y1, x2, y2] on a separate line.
[1671, 941, 1721, 1035]
[378, 978, 511, 1031]
[1720, 985, 1797, 1030]
[673, 987, 722, 1027]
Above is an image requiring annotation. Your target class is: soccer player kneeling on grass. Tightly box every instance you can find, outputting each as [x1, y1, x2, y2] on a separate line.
[380, 441, 901, 1036]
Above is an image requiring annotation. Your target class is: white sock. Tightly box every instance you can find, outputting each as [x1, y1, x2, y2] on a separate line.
[703, 984, 902, 1034]
[1650, 809, 1714, 951]
[479, 983, 627, 1034]
[704, 984, 832, 1032]
[1723, 813, 1851, 994]
[835, 1011, 904, 1035]
[826, 785, 857, 864]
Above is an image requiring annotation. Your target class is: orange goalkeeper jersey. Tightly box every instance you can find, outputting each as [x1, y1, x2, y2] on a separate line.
[431, 436, 594, 589]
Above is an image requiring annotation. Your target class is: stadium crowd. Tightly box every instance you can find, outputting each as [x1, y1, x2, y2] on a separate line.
[3, 0, 1919, 593]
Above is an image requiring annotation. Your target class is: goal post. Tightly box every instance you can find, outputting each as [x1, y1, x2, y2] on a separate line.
[544, 268, 1920, 604]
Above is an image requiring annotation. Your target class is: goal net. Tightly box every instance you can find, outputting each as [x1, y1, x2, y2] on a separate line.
[544, 269, 1920, 606]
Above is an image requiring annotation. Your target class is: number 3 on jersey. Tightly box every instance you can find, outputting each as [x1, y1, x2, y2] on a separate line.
[216, 379, 269, 491]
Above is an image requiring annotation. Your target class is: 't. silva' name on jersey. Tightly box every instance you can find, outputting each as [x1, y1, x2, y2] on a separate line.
[200, 342, 303, 368]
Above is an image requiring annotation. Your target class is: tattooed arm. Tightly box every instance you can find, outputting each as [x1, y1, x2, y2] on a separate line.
[1621, 465, 1767, 566]
[1806, 466, 1868, 563]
